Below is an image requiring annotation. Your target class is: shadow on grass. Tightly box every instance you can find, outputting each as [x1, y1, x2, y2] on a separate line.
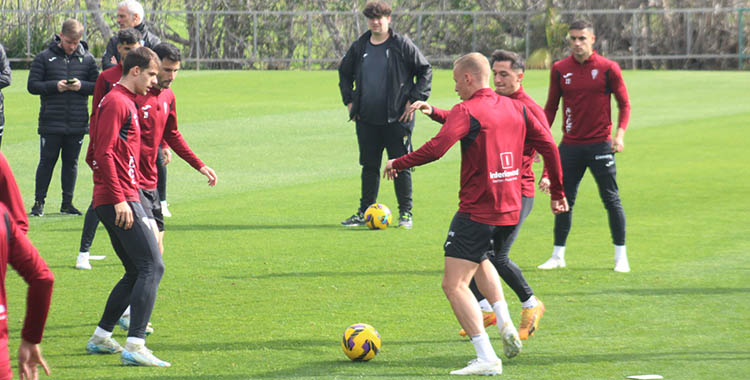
[233, 269, 442, 280]
[547, 287, 750, 296]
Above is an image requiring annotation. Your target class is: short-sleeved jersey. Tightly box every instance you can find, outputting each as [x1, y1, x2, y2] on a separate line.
[0, 203, 54, 380]
[392, 88, 563, 226]
[88, 84, 141, 208]
[508, 87, 551, 198]
[135, 87, 204, 190]
[544, 52, 630, 145]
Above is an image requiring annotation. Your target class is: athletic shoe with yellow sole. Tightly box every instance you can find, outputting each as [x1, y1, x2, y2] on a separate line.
[458, 311, 497, 337]
[519, 300, 545, 340]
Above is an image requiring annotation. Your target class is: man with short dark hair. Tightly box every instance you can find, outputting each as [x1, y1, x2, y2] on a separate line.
[102, 0, 161, 70]
[456, 49, 550, 341]
[84, 46, 170, 367]
[0, 42, 10, 149]
[538, 20, 632, 273]
[390, 53, 567, 375]
[76, 27, 142, 270]
[338, 0, 432, 229]
[28, 18, 99, 217]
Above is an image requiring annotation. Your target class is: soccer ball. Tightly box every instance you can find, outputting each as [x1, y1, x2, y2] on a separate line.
[364, 203, 392, 230]
[341, 323, 381, 361]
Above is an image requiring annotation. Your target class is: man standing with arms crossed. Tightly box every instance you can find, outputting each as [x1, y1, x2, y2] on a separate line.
[338, 0, 432, 229]
[76, 28, 142, 270]
[538, 20, 632, 273]
[84, 47, 170, 367]
[388, 53, 567, 375]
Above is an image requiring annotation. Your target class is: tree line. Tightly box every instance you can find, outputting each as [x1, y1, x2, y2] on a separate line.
[0, 0, 748, 70]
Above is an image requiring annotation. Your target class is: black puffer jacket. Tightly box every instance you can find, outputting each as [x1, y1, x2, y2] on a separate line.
[338, 29, 432, 126]
[0, 43, 11, 127]
[27, 36, 99, 135]
[102, 22, 161, 70]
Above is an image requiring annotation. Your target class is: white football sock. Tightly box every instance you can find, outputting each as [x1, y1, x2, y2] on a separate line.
[492, 300, 513, 329]
[552, 245, 566, 260]
[470, 332, 499, 362]
[126, 337, 145, 348]
[614, 245, 627, 261]
[78, 251, 89, 259]
[94, 326, 112, 338]
[521, 296, 538, 309]
[478, 298, 493, 313]
[122, 305, 131, 317]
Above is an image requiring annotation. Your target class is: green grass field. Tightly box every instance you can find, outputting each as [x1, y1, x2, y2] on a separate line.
[0, 68, 748, 379]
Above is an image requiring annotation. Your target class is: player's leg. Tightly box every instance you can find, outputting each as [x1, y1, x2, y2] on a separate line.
[384, 122, 413, 228]
[32, 134, 62, 216]
[76, 202, 102, 270]
[443, 213, 503, 375]
[86, 204, 138, 354]
[59, 134, 84, 214]
[539, 143, 587, 269]
[342, 121, 384, 226]
[156, 149, 170, 217]
[589, 142, 628, 272]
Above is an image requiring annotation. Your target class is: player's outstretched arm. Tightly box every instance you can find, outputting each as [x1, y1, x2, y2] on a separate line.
[409, 100, 433, 116]
[199, 166, 218, 186]
[18, 339, 50, 380]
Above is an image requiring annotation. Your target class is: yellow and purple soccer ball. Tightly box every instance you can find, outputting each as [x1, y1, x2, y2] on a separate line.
[341, 323, 381, 361]
[364, 203, 392, 230]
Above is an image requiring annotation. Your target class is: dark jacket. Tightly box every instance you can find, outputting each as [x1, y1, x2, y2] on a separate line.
[339, 29, 432, 126]
[102, 22, 161, 70]
[27, 36, 99, 135]
[0, 43, 11, 127]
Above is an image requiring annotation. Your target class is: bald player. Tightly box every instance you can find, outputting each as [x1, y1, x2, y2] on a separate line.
[387, 53, 567, 376]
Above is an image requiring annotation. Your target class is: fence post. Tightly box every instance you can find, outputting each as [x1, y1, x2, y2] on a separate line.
[307, 12, 312, 70]
[685, 12, 693, 56]
[82, 11, 88, 41]
[417, 13, 422, 49]
[631, 12, 637, 70]
[472, 12, 477, 52]
[524, 11, 530, 60]
[740, 9, 745, 69]
[195, 12, 201, 70]
[253, 12, 258, 65]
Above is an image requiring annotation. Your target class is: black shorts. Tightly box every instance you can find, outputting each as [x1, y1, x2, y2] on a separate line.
[138, 188, 164, 232]
[444, 212, 517, 264]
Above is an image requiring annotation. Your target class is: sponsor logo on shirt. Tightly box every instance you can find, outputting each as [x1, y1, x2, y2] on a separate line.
[591, 69, 599, 80]
[500, 152, 514, 169]
[489, 169, 519, 183]
[565, 107, 573, 133]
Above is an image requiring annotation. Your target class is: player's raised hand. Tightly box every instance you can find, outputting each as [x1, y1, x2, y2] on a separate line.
[114, 201, 133, 229]
[200, 166, 218, 186]
[551, 197, 569, 214]
[18, 339, 50, 380]
[383, 159, 398, 180]
[409, 100, 433, 116]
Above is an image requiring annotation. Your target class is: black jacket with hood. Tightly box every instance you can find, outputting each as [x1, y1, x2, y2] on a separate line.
[27, 36, 99, 135]
[338, 29, 432, 126]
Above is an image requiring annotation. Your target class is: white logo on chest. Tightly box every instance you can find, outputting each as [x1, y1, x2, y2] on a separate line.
[563, 72, 573, 85]
[591, 69, 599, 80]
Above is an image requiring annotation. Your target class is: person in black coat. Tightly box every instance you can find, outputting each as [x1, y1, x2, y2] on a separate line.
[27, 19, 99, 217]
[101, 0, 161, 70]
[0, 43, 10, 148]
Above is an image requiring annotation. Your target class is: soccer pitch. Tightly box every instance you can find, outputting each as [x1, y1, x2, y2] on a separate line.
[1, 68, 748, 379]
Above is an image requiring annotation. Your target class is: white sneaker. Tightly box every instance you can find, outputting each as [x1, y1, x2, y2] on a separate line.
[500, 322, 522, 359]
[75, 256, 92, 270]
[537, 256, 566, 270]
[121, 343, 171, 367]
[614, 258, 631, 273]
[450, 358, 502, 375]
[160, 201, 172, 217]
[86, 335, 123, 354]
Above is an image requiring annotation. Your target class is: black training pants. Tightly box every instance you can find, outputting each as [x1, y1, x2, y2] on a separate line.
[95, 202, 164, 339]
[356, 120, 412, 214]
[34, 133, 84, 203]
